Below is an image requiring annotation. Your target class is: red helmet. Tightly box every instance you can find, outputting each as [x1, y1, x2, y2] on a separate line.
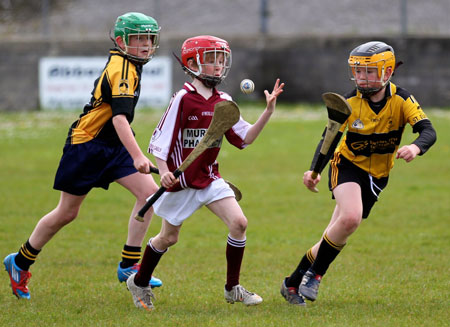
[180, 35, 232, 87]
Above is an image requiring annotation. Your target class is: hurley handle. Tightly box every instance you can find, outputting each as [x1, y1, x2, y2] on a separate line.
[135, 169, 182, 221]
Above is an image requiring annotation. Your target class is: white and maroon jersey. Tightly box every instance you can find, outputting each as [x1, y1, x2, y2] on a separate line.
[149, 82, 251, 191]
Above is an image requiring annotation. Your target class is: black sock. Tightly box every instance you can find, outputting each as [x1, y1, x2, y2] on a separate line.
[120, 245, 141, 268]
[310, 234, 345, 276]
[14, 240, 41, 271]
[286, 248, 314, 288]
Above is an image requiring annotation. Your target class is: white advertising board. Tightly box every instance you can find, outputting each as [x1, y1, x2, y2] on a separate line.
[39, 56, 172, 110]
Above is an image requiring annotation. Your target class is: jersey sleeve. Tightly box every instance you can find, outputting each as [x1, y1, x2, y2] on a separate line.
[402, 94, 429, 126]
[107, 59, 138, 118]
[217, 92, 251, 149]
[148, 91, 185, 161]
[225, 116, 252, 149]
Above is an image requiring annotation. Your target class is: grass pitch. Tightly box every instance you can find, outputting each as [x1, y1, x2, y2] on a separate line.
[0, 104, 449, 327]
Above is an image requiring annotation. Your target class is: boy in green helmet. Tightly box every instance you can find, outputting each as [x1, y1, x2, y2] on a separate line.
[4, 12, 163, 300]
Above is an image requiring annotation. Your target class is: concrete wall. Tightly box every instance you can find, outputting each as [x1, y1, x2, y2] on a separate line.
[1, 36, 449, 111]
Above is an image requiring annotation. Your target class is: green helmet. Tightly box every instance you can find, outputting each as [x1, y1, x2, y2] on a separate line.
[113, 12, 160, 64]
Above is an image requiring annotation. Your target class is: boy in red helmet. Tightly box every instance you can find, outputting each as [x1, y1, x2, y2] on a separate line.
[126, 35, 284, 310]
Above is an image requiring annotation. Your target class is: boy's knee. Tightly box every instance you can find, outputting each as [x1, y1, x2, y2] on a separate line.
[158, 234, 178, 248]
[230, 215, 248, 234]
[56, 207, 80, 225]
[138, 189, 158, 203]
[340, 213, 362, 233]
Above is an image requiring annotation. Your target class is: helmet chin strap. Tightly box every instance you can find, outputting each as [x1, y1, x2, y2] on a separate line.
[196, 75, 221, 88]
[357, 85, 383, 97]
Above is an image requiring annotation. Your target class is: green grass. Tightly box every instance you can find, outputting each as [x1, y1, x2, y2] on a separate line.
[0, 104, 449, 327]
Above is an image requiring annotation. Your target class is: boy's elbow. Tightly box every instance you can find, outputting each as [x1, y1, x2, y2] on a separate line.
[426, 126, 437, 149]
[243, 130, 256, 145]
[432, 129, 437, 144]
[244, 137, 254, 145]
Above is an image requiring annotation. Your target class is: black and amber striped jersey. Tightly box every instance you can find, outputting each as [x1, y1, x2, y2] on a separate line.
[66, 49, 142, 145]
[336, 82, 430, 178]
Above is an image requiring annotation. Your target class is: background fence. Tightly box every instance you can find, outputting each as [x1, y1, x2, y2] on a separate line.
[1, 0, 449, 110]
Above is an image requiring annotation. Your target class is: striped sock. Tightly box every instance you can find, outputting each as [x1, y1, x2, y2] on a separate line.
[14, 240, 41, 271]
[135, 238, 166, 287]
[310, 233, 345, 276]
[120, 245, 141, 269]
[225, 234, 246, 291]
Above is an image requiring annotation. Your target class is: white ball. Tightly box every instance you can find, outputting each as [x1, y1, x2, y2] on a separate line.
[240, 79, 255, 94]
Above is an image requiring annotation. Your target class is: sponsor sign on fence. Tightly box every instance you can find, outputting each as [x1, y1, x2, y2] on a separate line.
[39, 56, 172, 110]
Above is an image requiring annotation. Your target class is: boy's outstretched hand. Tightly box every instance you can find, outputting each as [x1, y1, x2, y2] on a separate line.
[243, 78, 285, 145]
[265, 78, 285, 113]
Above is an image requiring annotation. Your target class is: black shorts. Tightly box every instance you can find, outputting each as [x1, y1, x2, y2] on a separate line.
[328, 154, 388, 218]
[53, 139, 137, 196]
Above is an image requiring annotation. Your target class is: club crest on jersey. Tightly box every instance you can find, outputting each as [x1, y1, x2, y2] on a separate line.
[119, 79, 130, 95]
[351, 119, 364, 129]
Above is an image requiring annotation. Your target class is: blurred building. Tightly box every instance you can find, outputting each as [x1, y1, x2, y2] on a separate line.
[2, 0, 450, 39]
[1, 0, 449, 110]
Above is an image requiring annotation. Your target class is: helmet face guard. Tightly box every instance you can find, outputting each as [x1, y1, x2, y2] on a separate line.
[180, 35, 232, 87]
[348, 41, 395, 96]
[113, 12, 160, 64]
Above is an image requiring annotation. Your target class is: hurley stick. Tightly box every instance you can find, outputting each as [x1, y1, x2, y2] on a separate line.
[310, 92, 352, 192]
[148, 167, 242, 202]
[135, 100, 240, 221]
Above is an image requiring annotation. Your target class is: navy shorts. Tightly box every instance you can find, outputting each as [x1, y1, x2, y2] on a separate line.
[53, 139, 137, 196]
[328, 154, 389, 218]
